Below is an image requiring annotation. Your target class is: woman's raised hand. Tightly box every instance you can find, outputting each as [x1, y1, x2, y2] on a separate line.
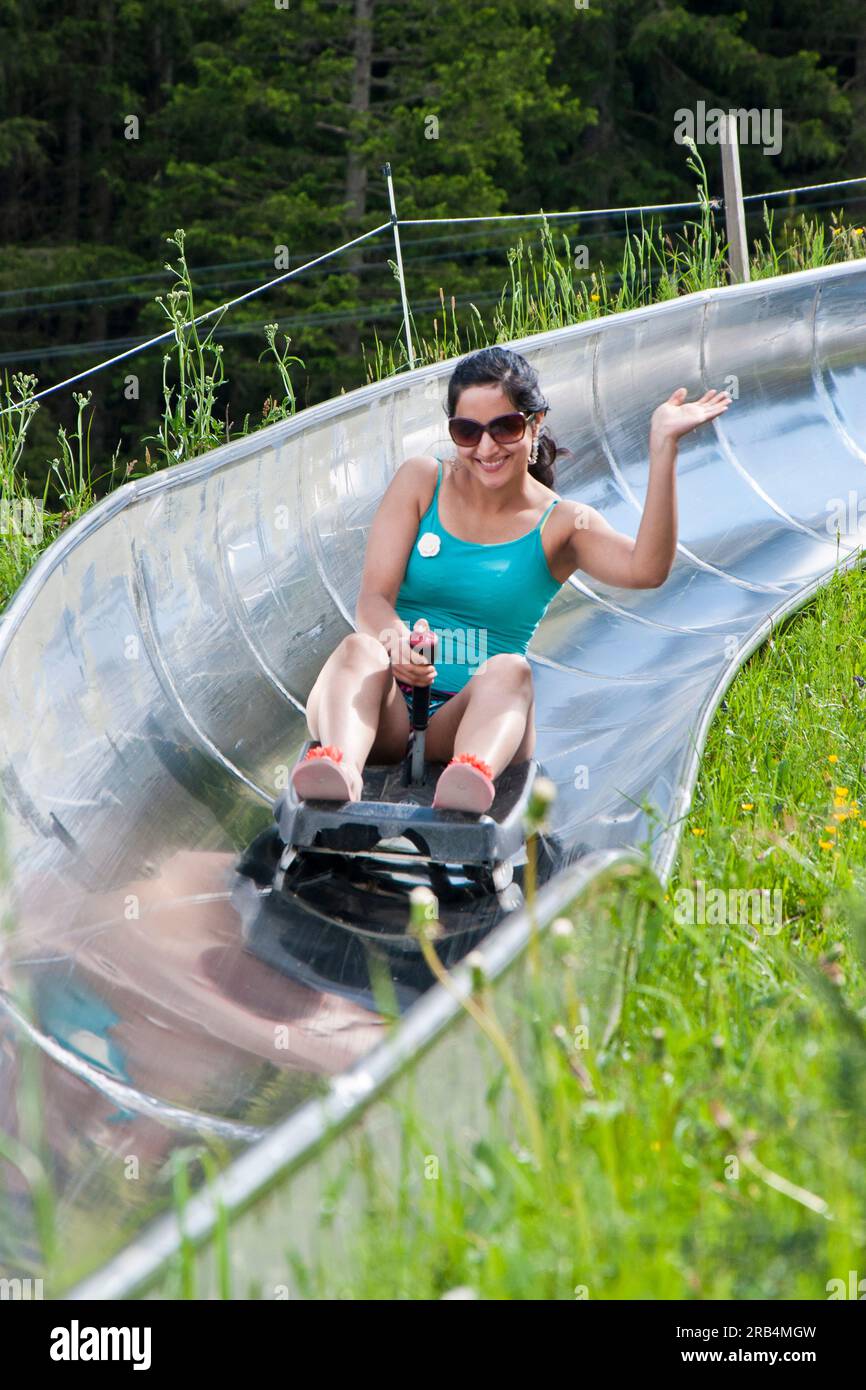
[650, 386, 732, 444]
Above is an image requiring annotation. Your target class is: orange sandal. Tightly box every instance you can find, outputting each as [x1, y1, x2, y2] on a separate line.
[432, 752, 496, 814]
[291, 744, 362, 803]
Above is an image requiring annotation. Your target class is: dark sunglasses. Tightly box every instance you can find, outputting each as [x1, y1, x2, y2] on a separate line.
[447, 410, 535, 448]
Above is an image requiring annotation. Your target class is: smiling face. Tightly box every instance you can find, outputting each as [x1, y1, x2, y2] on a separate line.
[450, 384, 540, 485]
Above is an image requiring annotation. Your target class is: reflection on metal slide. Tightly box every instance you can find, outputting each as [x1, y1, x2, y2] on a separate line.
[1, 260, 865, 1294]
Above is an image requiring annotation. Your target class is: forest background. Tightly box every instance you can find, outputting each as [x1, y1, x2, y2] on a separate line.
[1, 0, 864, 486]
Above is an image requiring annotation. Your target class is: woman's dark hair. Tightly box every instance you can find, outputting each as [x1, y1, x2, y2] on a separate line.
[445, 345, 566, 488]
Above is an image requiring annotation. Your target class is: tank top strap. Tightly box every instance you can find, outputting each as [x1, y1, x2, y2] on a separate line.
[538, 497, 560, 533]
[421, 455, 443, 526]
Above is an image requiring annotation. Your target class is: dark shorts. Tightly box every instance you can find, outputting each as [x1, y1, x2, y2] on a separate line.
[396, 679, 458, 721]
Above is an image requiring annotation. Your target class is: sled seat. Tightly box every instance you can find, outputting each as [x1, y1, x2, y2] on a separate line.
[273, 741, 538, 867]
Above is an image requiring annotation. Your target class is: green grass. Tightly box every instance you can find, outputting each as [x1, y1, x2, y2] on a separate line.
[0, 230, 304, 612]
[288, 565, 866, 1300]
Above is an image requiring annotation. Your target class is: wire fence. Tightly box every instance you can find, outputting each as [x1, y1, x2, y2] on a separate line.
[6, 186, 865, 318]
[2, 168, 865, 417]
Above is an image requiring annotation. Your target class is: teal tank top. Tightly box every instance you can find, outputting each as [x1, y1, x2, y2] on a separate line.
[394, 457, 562, 692]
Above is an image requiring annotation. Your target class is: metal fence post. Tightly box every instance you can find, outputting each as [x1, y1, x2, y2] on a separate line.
[720, 113, 750, 284]
[381, 162, 416, 369]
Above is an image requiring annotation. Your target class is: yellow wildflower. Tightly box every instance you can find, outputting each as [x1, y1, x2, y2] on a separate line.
[828, 754, 839, 764]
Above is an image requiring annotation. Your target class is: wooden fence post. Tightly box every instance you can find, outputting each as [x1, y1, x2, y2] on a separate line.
[720, 113, 750, 284]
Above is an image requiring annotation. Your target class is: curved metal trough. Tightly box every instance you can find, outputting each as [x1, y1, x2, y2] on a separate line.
[1, 258, 864, 1296]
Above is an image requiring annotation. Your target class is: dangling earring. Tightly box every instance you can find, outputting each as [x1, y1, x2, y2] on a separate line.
[529, 431, 539, 470]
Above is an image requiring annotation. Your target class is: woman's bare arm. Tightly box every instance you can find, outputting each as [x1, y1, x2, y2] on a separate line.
[565, 387, 732, 589]
[355, 455, 438, 681]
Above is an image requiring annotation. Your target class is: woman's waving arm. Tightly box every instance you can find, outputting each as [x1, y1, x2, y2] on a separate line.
[566, 386, 732, 589]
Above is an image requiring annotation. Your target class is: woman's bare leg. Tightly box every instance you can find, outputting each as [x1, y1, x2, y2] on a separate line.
[305, 633, 411, 790]
[423, 654, 535, 776]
